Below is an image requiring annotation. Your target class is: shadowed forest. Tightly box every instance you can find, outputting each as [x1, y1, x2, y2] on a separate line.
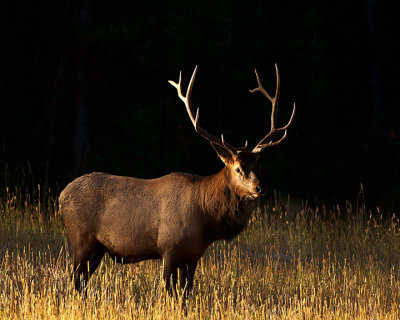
[1, 0, 399, 210]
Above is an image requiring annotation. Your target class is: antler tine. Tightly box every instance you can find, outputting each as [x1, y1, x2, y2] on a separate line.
[250, 65, 295, 153]
[283, 102, 296, 130]
[249, 68, 274, 102]
[235, 139, 249, 151]
[169, 66, 244, 155]
[254, 130, 287, 152]
[254, 102, 296, 151]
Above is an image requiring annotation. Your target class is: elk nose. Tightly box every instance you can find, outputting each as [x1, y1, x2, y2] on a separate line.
[256, 183, 267, 195]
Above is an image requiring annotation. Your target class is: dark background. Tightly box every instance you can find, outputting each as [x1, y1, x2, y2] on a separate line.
[1, 1, 399, 211]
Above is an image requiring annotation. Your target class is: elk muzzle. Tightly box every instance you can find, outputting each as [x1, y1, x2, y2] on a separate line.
[251, 181, 267, 198]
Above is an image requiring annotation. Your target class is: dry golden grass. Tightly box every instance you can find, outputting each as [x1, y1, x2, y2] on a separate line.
[1, 191, 400, 319]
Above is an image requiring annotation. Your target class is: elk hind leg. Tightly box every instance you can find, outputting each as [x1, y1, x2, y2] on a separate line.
[72, 239, 105, 292]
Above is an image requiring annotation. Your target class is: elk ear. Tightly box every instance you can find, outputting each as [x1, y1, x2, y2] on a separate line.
[210, 142, 233, 165]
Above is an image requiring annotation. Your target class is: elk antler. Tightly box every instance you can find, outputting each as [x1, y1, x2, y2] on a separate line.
[169, 66, 248, 155]
[250, 64, 295, 153]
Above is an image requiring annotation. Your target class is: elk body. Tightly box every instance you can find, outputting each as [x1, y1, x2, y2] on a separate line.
[60, 65, 295, 292]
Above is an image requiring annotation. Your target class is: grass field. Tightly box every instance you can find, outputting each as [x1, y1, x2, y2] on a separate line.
[1, 191, 399, 319]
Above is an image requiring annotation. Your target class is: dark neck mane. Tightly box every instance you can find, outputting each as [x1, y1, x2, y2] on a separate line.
[197, 167, 254, 242]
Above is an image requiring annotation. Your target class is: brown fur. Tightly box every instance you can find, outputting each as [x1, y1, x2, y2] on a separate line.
[60, 154, 264, 292]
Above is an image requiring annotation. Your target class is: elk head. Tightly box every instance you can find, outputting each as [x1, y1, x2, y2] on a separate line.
[169, 64, 295, 200]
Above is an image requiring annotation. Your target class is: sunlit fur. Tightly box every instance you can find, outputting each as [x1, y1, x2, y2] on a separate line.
[59, 147, 266, 293]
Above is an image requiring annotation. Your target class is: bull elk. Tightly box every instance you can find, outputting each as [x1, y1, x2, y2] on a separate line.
[60, 64, 295, 292]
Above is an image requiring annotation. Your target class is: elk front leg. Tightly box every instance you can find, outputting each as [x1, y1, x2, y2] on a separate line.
[163, 254, 197, 294]
[178, 261, 197, 291]
[162, 254, 178, 293]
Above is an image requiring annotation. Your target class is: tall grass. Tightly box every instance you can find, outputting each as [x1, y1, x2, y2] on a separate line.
[1, 188, 399, 319]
